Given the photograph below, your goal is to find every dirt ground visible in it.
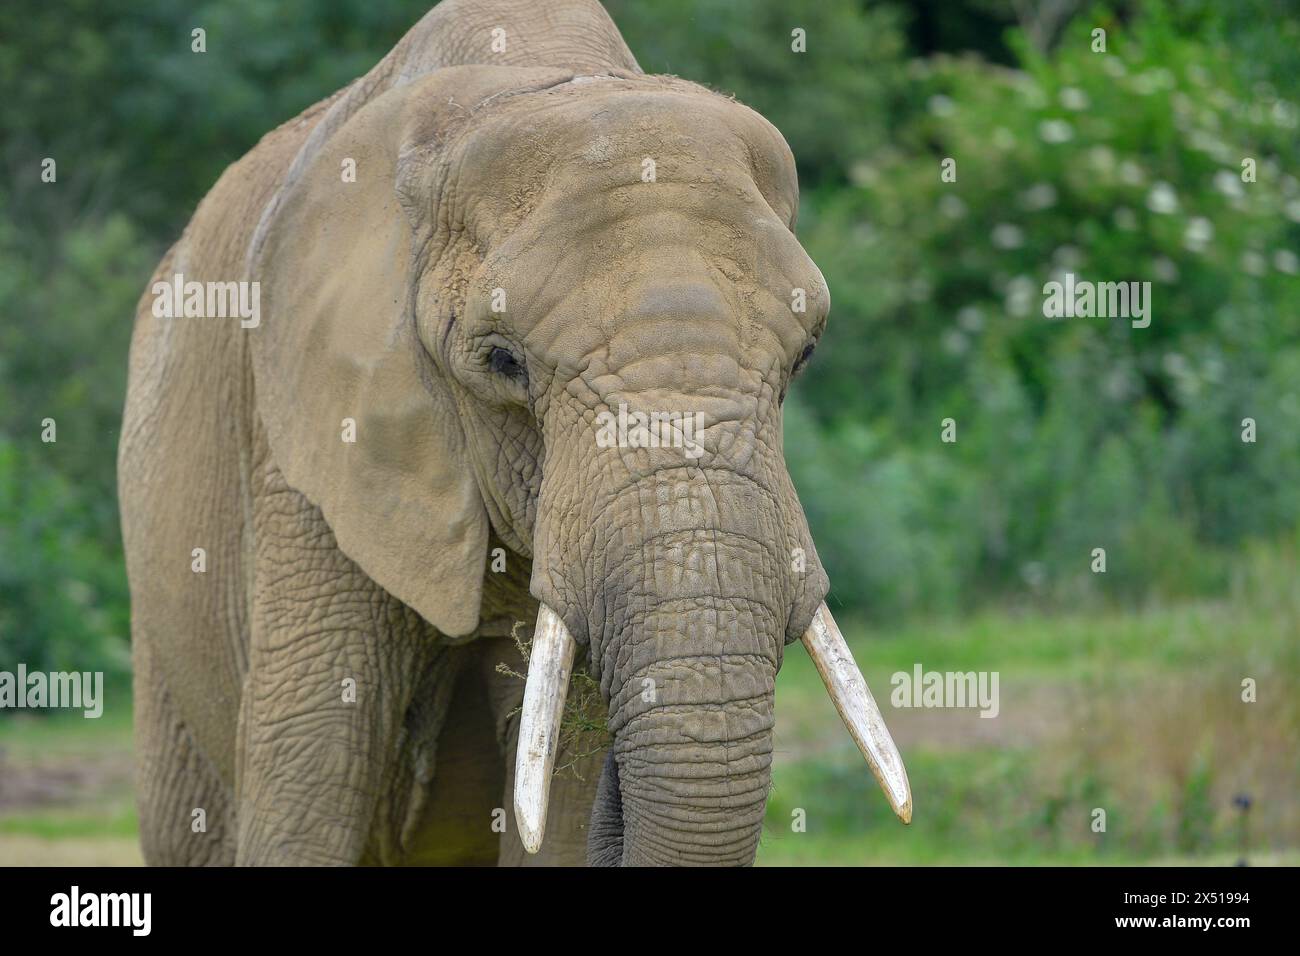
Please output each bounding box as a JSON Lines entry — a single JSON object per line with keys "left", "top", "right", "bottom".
{"left": 0, "top": 834, "right": 142, "bottom": 866}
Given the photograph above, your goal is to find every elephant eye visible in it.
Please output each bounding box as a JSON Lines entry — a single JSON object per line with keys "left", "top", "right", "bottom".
{"left": 488, "top": 346, "right": 526, "bottom": 381}
{"left": 780, "top": 342, "right": 817, "bottom": 405}
{"left": 792, "top": 342, "right": 816, "bottom": 376}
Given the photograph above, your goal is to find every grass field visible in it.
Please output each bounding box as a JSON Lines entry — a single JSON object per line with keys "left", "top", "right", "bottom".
{"left": 0, "top": 705, "right": 140, "bottom": 865}
{"left": 758, "top": 549, "right": 1300, "bottom": 865}
{"left": 2, "top": 550, "right": 1296, "bottom": 866}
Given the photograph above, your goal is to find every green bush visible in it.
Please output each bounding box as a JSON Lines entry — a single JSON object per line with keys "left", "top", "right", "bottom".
{"left": 0, "top": 207, "right": 148, "bottom": 690}
{"left": 0, "top": 438, "right": 131, "bottom": 688}
{"left": 605, "top": 0, "right": 911, "bottom": 186}
{"left": 792, "top": 0, "right": 1300, "bottom": 616}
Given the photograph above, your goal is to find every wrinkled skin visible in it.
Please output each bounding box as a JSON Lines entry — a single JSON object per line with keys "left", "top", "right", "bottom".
{"left": 120, "top": 0, "right": 829, "bottom": 866}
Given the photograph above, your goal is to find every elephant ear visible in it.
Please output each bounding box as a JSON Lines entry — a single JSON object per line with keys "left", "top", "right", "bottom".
{"left": 247, "top": 73, "right": 515, "bottom": 637}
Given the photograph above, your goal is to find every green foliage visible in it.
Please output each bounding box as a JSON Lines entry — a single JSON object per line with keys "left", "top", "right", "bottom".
{"left": 0, "top": 437, "right": 131, "bottom": 688}
{"left": 0, "top": 208, "right": 152, "bottom": 510}
{"left": 0, "top": 0, "right": 415, "bottom": 233}
{"left": 605, "top": 0, "right": 911, "bottom": 186}
{"left": 1176, "top": 751, "right": 1216, "bottom": 854}
{"left": 792, "top": 0, "right": 1300, "bottom": 616}
{"left": 0, "top": 195, "right": 150, "bottom": 684}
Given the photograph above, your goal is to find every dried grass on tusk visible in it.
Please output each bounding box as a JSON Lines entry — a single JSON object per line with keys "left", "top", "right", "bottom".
{"left": 802, "top": 602, "right": 913, "bottom": 824}
{"left": 513, "top": 604, "right": 576, "bottom": 853}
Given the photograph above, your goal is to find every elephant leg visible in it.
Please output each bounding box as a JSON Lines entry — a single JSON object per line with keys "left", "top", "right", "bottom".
{"left": 134, "top": 633, "right": 236, "bottom": 865}
{"left": 480, "top": 638, "right": 608, "bottom": 866}
{"left": 235, "top": 464, "right": 437, "bottom": 865}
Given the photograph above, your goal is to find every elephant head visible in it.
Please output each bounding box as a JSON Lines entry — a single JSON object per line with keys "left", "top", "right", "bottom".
{"left": 249, "top": 54, "right": 909, "bottom": 865}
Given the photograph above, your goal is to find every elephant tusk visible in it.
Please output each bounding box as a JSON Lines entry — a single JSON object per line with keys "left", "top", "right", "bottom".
{"left": 802, "top": 602, "right": 913, "bottom": 824}
{"left": 513, "top": 603, "right": 577, "bottom": 854}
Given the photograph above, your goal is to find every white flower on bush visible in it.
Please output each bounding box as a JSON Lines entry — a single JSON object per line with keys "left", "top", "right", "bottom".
{"left": 1119, "top": 160, "right": 1145, "bottom": 185}
{"left": 991, "top": 223, "right": 1024, "bottom": 249}
{"left": 939, "top": 194, "right": 967, "bottom": 219}
{"left": 942, "top": 328, "right": 968, "bottom": 356}
{"left": 1183, "top": 217, "right": 1214, "bottom": 253}
{"left": 1213, "top": 169, "right": 1245, "bottom": 199}
{"left": 1153, "top": 257, "right": 1179, "bottom": 282}
{"left": 1019, "top": 183, "right": 1057, "bottom": 211}
{"left": 1285, "top": 198, "right": 1300, "bottom": 223}
{"left": 1088, "top": 145, "right": 1116, "bottom": 172}
{"left": 1132, "top": 68, "right": 1173, "bottom": 95}
{"left": 957, "top": 305, "right": 983, "bottom": 332}
{"left": 1104, "top": 365, "right": 1137, "bottom": 401}
{"left": 1017, "top": 82, "right": 1048, "bottom": 109}
{"left": 1240, "top": 250, "right": 1267, "bottom": 276}
{"left": 1163, "top": 353, "right": 1202, "bottom": 399}
{"left": 1274, "top": 249, "right": 1299, "bottom": 274}
{"left": 1113, "top": 207, "right": 1138, "bottom": 231}
{"left": 1038, "top": 119, "right": 1073, "bottom": 143}
{"left": 1005, "top": 275, "right": 1036, "bottom": 316}
{"left": 928, "top": 94, "right": 955, "bottom": 117}
{"left": 1060, "top": 87, "right": 1090, "bottom": 110}
{"left": 1052, "top": 245, "right": 1083, "bottom": 270}
{"left": 1146, "top": 181, "right": 1179, "bottom": 214}
{"left": 1188, "top": 130, "right": 1233, "bottom": 163}
{"left": 849, "top": 162, "right": 879, "bottom": 187}
{"left": 1162, "top": 351, "right": 1191, "bottom": 378}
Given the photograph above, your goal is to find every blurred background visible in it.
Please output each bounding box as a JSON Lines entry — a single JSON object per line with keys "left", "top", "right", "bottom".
{"left": 0, "top": 0, "right": 1296, "bottom": 865}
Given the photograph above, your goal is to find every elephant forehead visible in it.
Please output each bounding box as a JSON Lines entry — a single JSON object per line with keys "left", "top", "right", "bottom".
{"left": 457, "top": 82, "right": 800, "bottom": 235}
{"left": 455, "top": 80, "right": 823, "bottom": 374}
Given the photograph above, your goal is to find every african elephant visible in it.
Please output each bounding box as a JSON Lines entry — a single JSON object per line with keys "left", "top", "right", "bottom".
{"left": 118, "top": 0, "right": 910, "bottom": 867}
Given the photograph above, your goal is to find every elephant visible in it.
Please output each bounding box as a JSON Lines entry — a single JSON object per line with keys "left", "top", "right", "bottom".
{"left": 118, "top": 0, "right": 910, "bottom": 867}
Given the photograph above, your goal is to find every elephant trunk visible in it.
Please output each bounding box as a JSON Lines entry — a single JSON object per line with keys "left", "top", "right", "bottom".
{"left": 604, "top": 591, "right": 781, "bottom": 866}
{"left": 597, "top": 510, "right": 786, "bottom": 864}
{"left": 534, "top": 453, "right": 792, "bottom": 865}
